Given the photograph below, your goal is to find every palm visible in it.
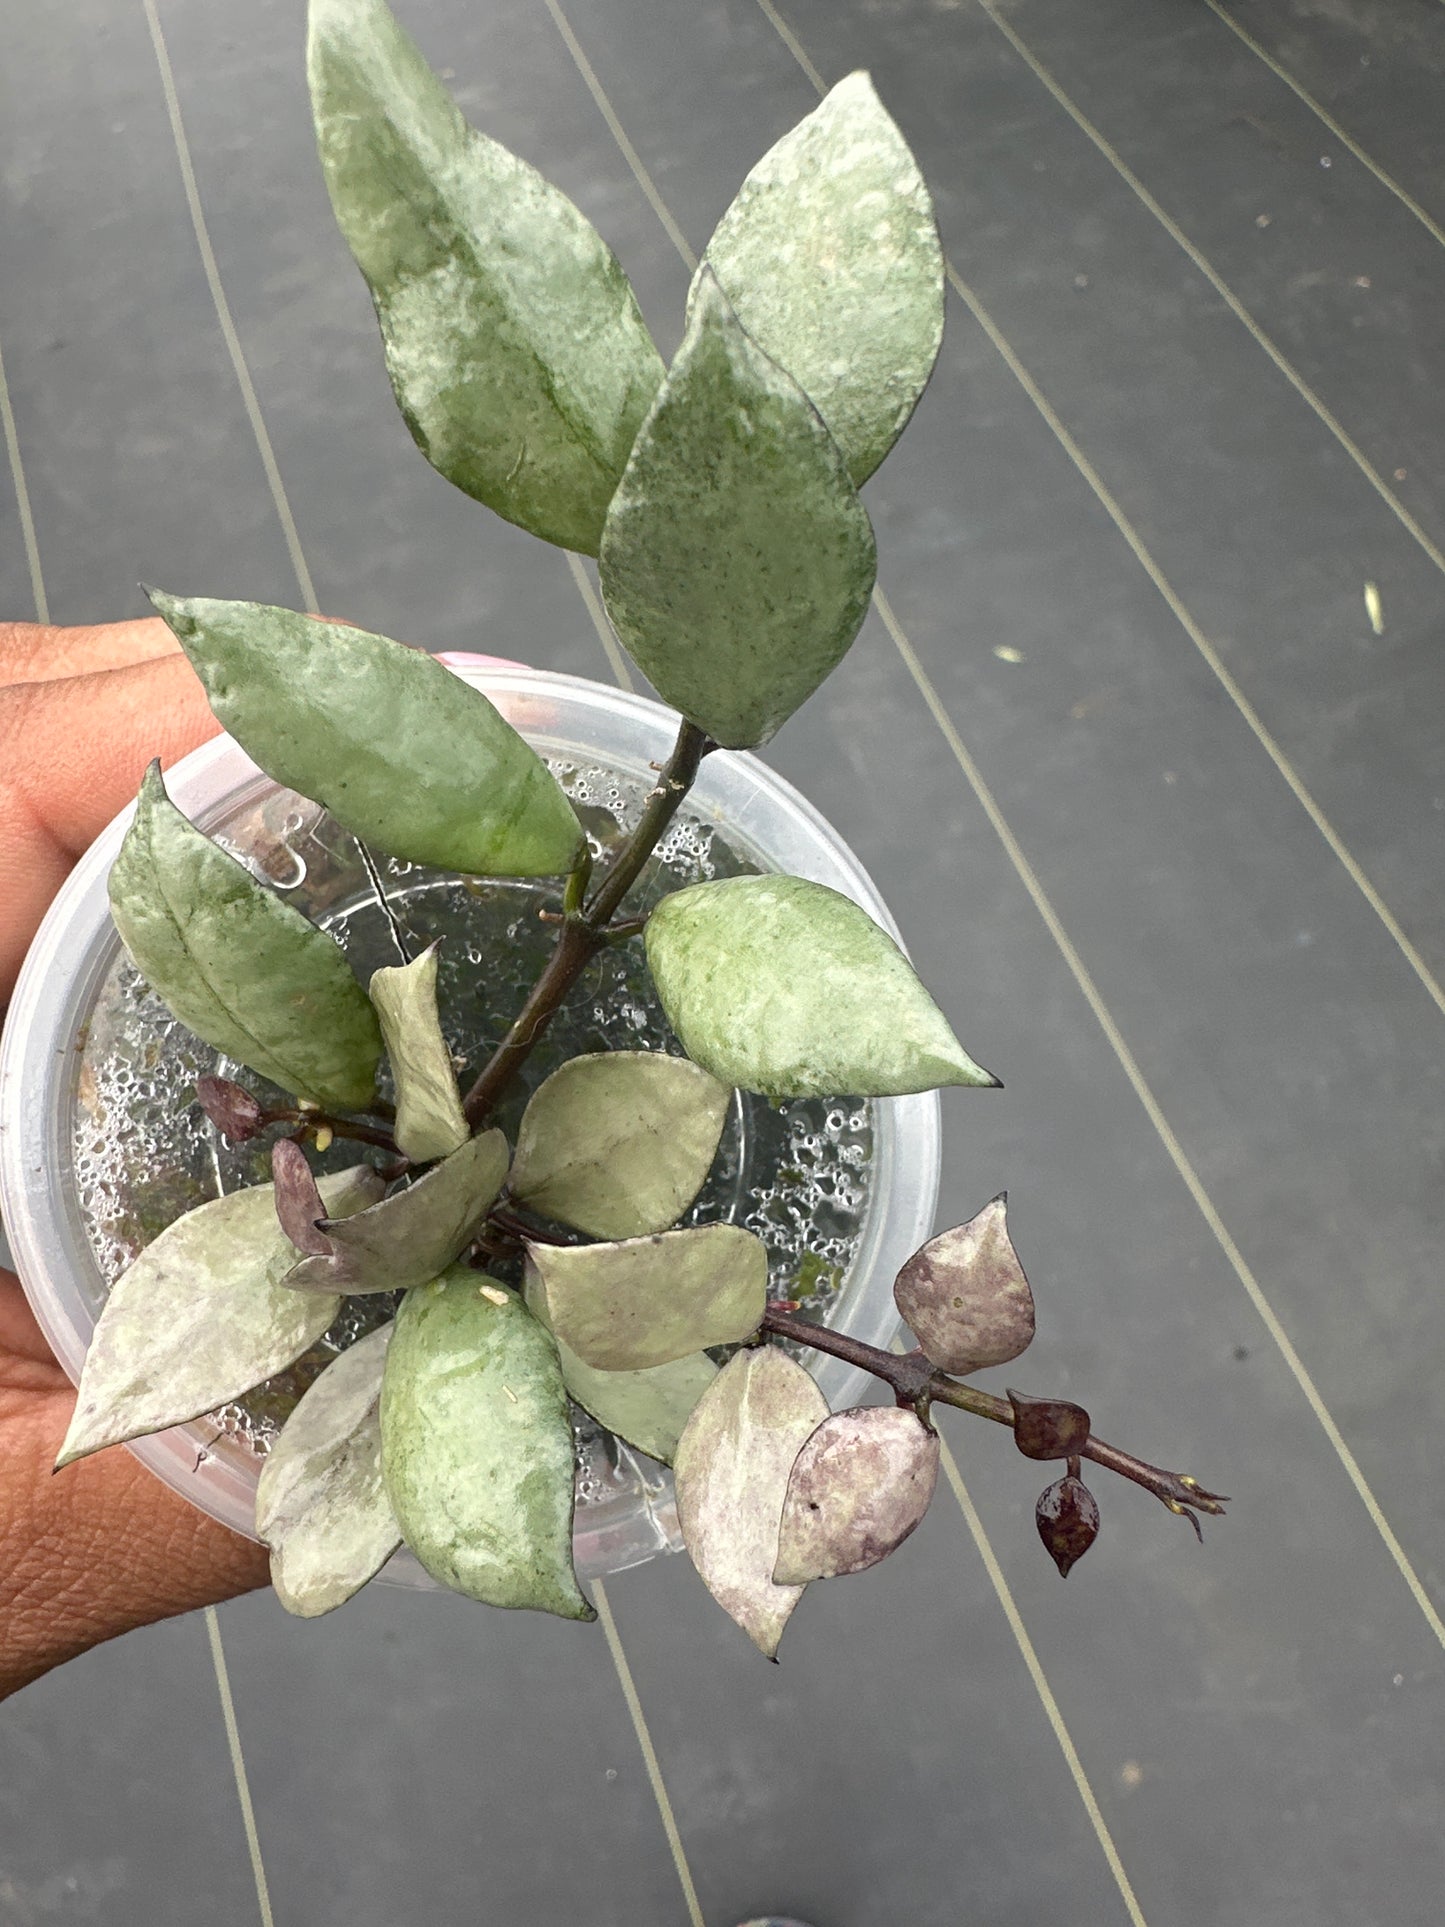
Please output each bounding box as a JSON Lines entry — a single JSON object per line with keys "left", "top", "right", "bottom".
{"left": 0, "top": 625, "right": 270, "bottom": 1699}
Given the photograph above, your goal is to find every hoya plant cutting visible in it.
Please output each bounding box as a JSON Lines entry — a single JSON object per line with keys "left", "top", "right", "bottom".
{"left": 50, "top": 0, "right": 1225, "bottom": 1653}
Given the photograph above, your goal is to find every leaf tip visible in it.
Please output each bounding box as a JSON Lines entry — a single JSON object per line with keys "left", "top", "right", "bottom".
{"left": 143, "top": 584, "right": 191, "bottom": 633}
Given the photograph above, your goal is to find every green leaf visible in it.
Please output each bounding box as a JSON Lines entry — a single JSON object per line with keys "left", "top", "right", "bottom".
{"left": 380, "top": 1270, "right": 592, "bottom": 1617}
{"left": 773, "top": 1406, "right": 939, "bottom": 1584}
{"left": 150, "top": 593, "right": 583, "bottom": 878}
{"left": 108, "top": 763, "right": 382, "bottom": 1110}
{"left": 369, "top": 945, "right": 469, "bottom": 1163}
{"left": 673, "top": 1346, "right": 828, "bottom": 1657}
{"left": 255, "top": 1324, "right": 402, "bottom": 1617}
{"left": 523, "top": 1266, "right": 715, "bottom": 1465}
{"left": 893, "top": 1194, "right": 1034, "bottom": 1374}
{"left": 509, "top": 1050, "right": 731, "bottom": 1239}
{"left": 598, "top": 272, "right": 877, "bottom": 749}
{"left": 308, "top": 0, "right": 663, "bottom": 554}
{"left": 645, "top": 875, "right": 1000, "bottom": 1098}
{"left": 562, "top": 1345, "right": 717, "bottom": 1468}
{"left": 694, "top": 72, "right": 943, "bottom": 486}
{"left": 55, "top": 1167, "right": 384, "bottom": 1469}
{"left": 284, "top": 1129, "right": 509, "bottom": 1296}
{"left": 524, "top": 1224, "right": 767, "bottom": 1371}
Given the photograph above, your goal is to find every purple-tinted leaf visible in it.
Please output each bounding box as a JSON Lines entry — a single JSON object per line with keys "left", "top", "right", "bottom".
{"left": 1008, "top": 1389, "right": 1091, "bottom": 1462}
{"left": 272, "top": 1139, "right": 333, "bottom": 1255}
{"left": 284, "top": 1130, "right": 509, "bottom": 1296}
{"left": 1036, "top": 1476, "right": 1100, "bottom": 1577}
{"left": 893, "top": 1194, "right": 1033, "bottom": 1374}
{"left": 774, "top": 1406, "right": 939, "bottom": 1584}
{"left": 196, "top": 1075, "right": 265, "bottom": 1143}
{"left": 673, "top": 1347, "right": 828, "bottom": 1657}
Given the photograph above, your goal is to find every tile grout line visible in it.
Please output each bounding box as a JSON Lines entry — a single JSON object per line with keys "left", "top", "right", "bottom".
{"left": 884, "top": 1337, "right": 1146, "bottom": 1923}
{"left": 936, "top": 1435, "right": 1148, "bottom": 1927}
{"left": 964, "top": 0, "right": 1445, "bottom": 579}
{"left": 141, "top": 7, "right": 304, "bottom": 1916}
{"left": 538, "top": 4, "right": 1162, "bottom": 1914}
{"left": 0, "top": 327, "right": 50, "bottom": 623}
{"left": 205, "top": 1607, "right": 277, "bottom": 1927}
{"left": 146, "top": 6, "right": 689, "bottom": 1910}
{"left": 560, "top": 551, "right": 714, "bottom": 1919}
{"left": 539, "top": 0, "right": 698, "bottom": 272}
{"left": 872, "top": 580, "right": 1445, "bottom": 1655}
{"left": 6, "top": 264, "right": 281, "bottom": 1927}
{"left": 142, "top": 0, "right": 318, "bottom": 615}
{"left": 565, "top": 551, "right": 635, "bottom": 690}
{"left": 1203, "top": 0, "right": 1445, "bottom": 252}
{"left": 753, "top": 0, "right": 1445, "bottom": 1029}
{"left": 594, "top": 1580, "right": 708, "bottom": 1927}
{"left": 933, "top": 255, "right": 1445, "bottom": 1027}
{"left": 752, "top": 0, "right": 1445, "bottom": 1642}
{"left": 134, "top": 23, "right": 1444, "bottom": 1927}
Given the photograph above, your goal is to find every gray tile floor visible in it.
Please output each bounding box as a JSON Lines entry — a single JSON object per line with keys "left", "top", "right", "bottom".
{"left": 2, "top": 0, "right": 1444, "bottom": 1920}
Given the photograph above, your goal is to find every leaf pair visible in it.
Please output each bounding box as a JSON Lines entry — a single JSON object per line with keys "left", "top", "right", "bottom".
{"left": 259, "top": 1272, "right": 593, "bottom": 1621}
{"left": 521, "top": 1221, "right": 760, "bottom": 1469}
{"left": 282, "top": 1130, "right": 509, "bottom": 1297}
{"left": 310, "top": 0, "right": 944, "bottom": 748}
{"left": 109, "top": 653, "right": 582, "bottom": 1112}
{"left": 55, "top": 1165, "right": 385, "bottom": 1470}
{"left": 673, "top": 1349, "right": 939, "bottom": 1656}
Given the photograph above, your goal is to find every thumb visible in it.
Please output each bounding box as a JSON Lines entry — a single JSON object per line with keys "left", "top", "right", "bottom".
{"left": 0, "top": 653, "right": 220, "bottom": 1002}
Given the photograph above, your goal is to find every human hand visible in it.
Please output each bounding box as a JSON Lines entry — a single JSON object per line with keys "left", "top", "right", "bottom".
{"left": 0, "top": 619, "right": 267, "bottom": 1700}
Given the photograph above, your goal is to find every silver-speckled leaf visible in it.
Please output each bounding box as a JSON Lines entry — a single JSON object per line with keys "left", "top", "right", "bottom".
{"left": 774, "top": 1405, "right": 939, "bottom": 1584}
{"left": 55, "top": 1166, "right": 384, "bottom": 1469}
{"left": 284, "top": 1129, "right": 509, "bottom": 1296}
{"left": 673, "top": 1346, "right": 828, "bottom": 1657}
{"left": 369, "top": 945, "right": 468, "bottom": 1163}
{"left": 894, "top": 1194, "right": 1033, "bottom": 1374}
{"left": 526, "top": 1224, "right": 766, "bottom": 1371}
{"left": 308, "top": 0, "right": 663, "bottom": 554}
{"left": 523, "top": 1263, "right": 716, "bottom": 1465}
{"left": 255, "top": 1323, "right": 401, "bottom": 1617}
{"left": 645, "top": 874, "right": 998, "bottom": 1098}
{"left": 380, "top": 1270, "right": 592, "bottom": 1617}
{"left": 695, "top": 71, "right": 943, "bottom": 485}
{"left": 509, "top": 1050, "right": 731, "bottom": 1238}
{"left": 151, "top": 593, "right": 583, "bottom": 878}
{"left": 598, "top": 272, "right": 877, "bottom": 749}
{"left": 109, "top": 762, "right": 382, "bottom": 1111}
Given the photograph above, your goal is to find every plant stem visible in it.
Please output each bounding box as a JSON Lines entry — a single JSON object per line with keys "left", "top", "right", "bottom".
{"left": 759, "top": 1306, "right": 1228, "bottom": 1531}
{"left": 266, "top": 1107, "right": 399, "bottom": 1155}
{"left": 460, "top": 718, "right": 713, "bottom": 1126}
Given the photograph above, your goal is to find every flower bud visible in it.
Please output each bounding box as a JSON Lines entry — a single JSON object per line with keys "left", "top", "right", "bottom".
{"left": 1036, "top": 1475, "right": 1100, "bottom": 1577}
{"left": 195, "top": 1075, "right": 265, "bottom": 1143}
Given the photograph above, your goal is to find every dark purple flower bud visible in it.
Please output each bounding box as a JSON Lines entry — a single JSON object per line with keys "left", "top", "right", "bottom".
{"left": 1036, "top": 1475, "right": 1100, "bottom": 1578}
{"left": 1008, "top": 1388, "right": 1091, "bottom": 1461}
{"left": 195, "top": 1075, "right": 265, "bottom": 1143}
{"left": 271, "top": 1139, "right": 332, "bottom": 1255}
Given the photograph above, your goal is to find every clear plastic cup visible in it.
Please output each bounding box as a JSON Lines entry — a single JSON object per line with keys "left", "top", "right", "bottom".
{"left": 0, "top": 666, "right": 939, "bottom": 1579}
